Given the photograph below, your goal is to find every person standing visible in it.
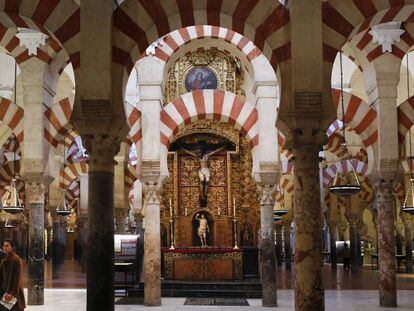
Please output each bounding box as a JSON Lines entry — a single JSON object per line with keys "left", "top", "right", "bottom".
{"left": 0, "top": 239, "right": 25, "bottom": 310}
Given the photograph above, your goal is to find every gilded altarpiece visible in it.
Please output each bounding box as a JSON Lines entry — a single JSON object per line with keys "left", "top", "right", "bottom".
{"left": 161, "top": 121, "right": 260, "bottom": 248}
{"left": 164, "top": 48, "right": 245, "bottom": 103}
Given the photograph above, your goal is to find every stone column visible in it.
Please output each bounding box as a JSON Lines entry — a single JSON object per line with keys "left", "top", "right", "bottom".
{"left": 142, "top": 174, "right": 162, "bottom": 306}
{"left": 374, "top": 179, "right": 397, "bottom": 307}
{"left": 79, "top": 174, "right": 88, "bottom": 272}
{"left": 292, "top": 144, "right": 324, "bottom": 311}
{"left": 83, "top": 136, "right": 119, "bottom": 311}
{"left": 347, "top": 216, "right": 360, "bottom": 273}
{"left": 257, "top": 184, "right": 278, "bottom": 307}
{"left": 404, "top": 221, "right": 413, "bottom": 273}
{"left": 275, "top": 222, "right": 283, "bottom": 267}
{"left": 329, "top": 223, "right": 337, "bottom": 269}
{"left": 26, "top": 181, "right": 46, "bottom": 305}
{"left": 51, "top": 215, "right": 66, "bottom": 279}
{"left": 115, "top": 209, "right": 127, "bottom": 234}
{"left": 284, "top": 220, "right": 292, "bottom": 270}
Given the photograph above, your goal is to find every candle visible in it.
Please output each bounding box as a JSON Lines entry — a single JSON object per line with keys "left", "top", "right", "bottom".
{"left": 169, "top": 198, "right": 173, "bottom": 217}
{"left": 233, "top": 197, "right": 236, "bottom": 216}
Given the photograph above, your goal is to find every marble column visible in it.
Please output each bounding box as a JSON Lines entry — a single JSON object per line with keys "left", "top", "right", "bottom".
{"left": 27, "top": 181, "right": 46, "bottom": 305}
{"left": 258, "top": 184, "right": 277, "bottom": 307}
{"left": 142, "top": 181, "right": 161, "bottom": 306}
{"left": 275, "top": 223, "right": 283, "bottom": 267}
{"left": 293, "top": 144, "right": 324, "bottom": 311}
{"left": 348, "top": 218, "right": 360, "bottom": 273}
{"left": 404, "top": 223, "right": 413, "bottom": 273}
{"left": 329, "top": 224, "right": 337, "bottom": 270}
{"left": 284, "top": 222, "right": 292, "bottom": 270}
{"left": 51, "top": 218, "right": 66, "bottom": 279}
{"left": 375, "top": 179, "right": 397, "bottom": 307}
{"left": 115, "top": 209, "right": 127, "bottom": 234}
{"left": 86, "top": 146, "right": 117, "bottom": 311}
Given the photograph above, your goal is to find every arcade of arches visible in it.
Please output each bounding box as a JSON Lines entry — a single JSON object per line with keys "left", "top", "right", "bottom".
{"left": 0, "top": 1, "right": 413, "bottom": 311}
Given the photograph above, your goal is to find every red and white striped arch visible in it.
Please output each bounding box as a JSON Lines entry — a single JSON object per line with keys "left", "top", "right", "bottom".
{"left": 65, "top": 179, "right": 80, "bottom": 208}
{"left": 113, "top": 0, "right": 290, "bottom": 74}
{"left": 0, "top": 97, "right": 23, "bottom": 145}
{"left": 125, "top": 104, "right": 142, "bottom": 145}
{"left": 148, "top": 26, "right": 264, "bottom": 68}
{"left": 322, "top": 2, "right": 414, "bottom": 64}
{"left": 397, "top": 95, "right": 414, "bottom": 143}
{"left": 322, "top": 159, "right": 368, "bottom": 186}
{"left": 0, "top": 1, "right": 80, "bottom": 69}
{"left": 44, "top": 96, "right": 73, "bottom": 147}
{"left": 59, "top": 161, "right": 87, "bottom": 190}
{"left": 160, "top": 90, "right": 258, "bottom": 149}
{"left": 332, "top": 89, "right": 377, "bottom": 148}
{"left": 125, "top": 164, "right": 137, "bottom": 192}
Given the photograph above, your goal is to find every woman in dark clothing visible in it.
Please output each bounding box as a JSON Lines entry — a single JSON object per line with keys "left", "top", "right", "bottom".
{"left": 0, "top": 239, "right": 25, "bottom": 311}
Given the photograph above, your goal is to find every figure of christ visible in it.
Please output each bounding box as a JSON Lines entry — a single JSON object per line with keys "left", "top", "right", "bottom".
{"left": 180, "top": 145, "right": 225, "bottom": 200}
{"left": 195, "top": 213, "right": 210, "bottom": 247}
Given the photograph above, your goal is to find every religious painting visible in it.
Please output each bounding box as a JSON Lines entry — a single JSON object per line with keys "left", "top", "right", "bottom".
{"left": 185, "top": 67, "right": 218, "bottom": 92}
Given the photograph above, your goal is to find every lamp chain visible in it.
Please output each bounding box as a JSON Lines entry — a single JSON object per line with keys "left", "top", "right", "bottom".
{"left": 340, "top": 50, "right": 346, "bottom": 144}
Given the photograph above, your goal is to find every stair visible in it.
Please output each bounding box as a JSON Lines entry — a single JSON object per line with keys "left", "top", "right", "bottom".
{"left": 127, "top": 279, "right": 262, "bottom": 298}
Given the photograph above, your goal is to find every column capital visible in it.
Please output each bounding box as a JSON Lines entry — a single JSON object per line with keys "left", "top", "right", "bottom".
{"left": 142, "top": 181, "right": 161, "bottom": 206}
{"left": 83, "top": 134, "right": 121, "bottom": 172}
{"left": 257, "top": 184, "right": 277, "bottom": 206}
{"left": 26, "top": 181, "right": 46, "bottom": 205}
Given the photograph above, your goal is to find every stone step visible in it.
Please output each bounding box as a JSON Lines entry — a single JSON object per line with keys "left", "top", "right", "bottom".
{"left": 127, "top": 280, "right": 262, "bottom": 298}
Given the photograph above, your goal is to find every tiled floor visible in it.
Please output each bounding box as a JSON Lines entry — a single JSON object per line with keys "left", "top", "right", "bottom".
{"left": 24, "top": 260, "right": 414, "bottom": 290}
{"left": 24, "top": 289, "right": 414, "bottom": 310}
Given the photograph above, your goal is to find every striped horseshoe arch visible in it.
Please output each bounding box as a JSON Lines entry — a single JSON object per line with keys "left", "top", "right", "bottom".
{"left": 0, "top": 97, "right": 24, "bottom": 145}
{"left": 59, "top": 161, "right": 88, "bottom": 190}
{"left": 397, "top": 96, "right": 414, "bottom": 144}
{"left": 322, "top": 159, "right": 368, "bottom": 187}
{"left": 160, "top": 90, "right": 258, "bottom": 149}
{"left": 332, "top": 89, "right": 377, "bottom": 148}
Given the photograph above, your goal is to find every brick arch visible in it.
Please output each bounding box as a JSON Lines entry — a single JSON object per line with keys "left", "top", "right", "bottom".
{"left": 147, "top": 26, "right": 264, "bottom": 68}
{"left": 331, "top": 89, "right": 377, "bottom": 148}
{"left": 160, "top": 90, "right": 258, "bottom": 149}
{"left": 397, "top": 95, "right": 414, "bottom": 143}
{"left": 125, "top": 104, "right": 142, "bottom": 145}
{"left": 59, "top": 161, "right": 87, "bottom": 190}
{"left": 322, "top": 159, "right": 368, "bottom": 187}
{"left": 44, "top": 97, "right": 73, "bottom": 147}
{"left": 0, "top": 1, "right": 80, "bottom": 69}
{"left": 322, "top": 3, "right": 414, "bottom": 64}
{"left": 0, "top": 96, "right": 24, "bottom": 145}
{"left": 113, "top": 1, "right": 290, "bottom": 74}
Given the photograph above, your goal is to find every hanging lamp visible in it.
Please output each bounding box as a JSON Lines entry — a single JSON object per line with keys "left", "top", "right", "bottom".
{"left": 402, "top": 53, "right": 414, "bottom": 215}
{"left": 329, "top": 50, "right": 361, "bottom": 196}
{"left": 4, "top": 218, "right": 13, "bottom": 229}
{"left": 3, "top": 62, "right": 24, "bottom": 215}
{"left": 56, "top": 140, "right": 71, "bottom": 216}
{"left": 274, "top": 186, "right": 288, "bottom": 217}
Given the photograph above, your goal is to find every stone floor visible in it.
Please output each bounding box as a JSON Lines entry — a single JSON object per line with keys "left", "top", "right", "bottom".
{"left": 24, "top": 289, "right": 414, "bottom": 310}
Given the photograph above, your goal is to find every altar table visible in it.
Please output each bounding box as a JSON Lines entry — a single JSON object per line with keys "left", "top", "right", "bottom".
{"left": 162, "top": 247, "right": 243, "bottom": 280}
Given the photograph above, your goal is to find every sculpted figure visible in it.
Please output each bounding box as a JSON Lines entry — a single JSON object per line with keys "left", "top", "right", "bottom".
{"left": 195, "top": 213, "right": 209, "bottom": 247}
{"left": 181, "top": 146, "right": 225, "bottom": 200}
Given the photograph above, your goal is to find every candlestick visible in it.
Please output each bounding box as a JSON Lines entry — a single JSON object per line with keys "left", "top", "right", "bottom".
{"left": 233, "top": 197, "right": 236, "bottom": 217}
{"left": 218, "top": 207, "right": 221, "bottom": 216}
{"left": 169, "top": 198, "right": 173, "bottom": 217}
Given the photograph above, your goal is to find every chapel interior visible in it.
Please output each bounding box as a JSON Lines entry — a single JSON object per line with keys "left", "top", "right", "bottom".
{"left": 0, "top": 1, "right": 413, "bottom": 311}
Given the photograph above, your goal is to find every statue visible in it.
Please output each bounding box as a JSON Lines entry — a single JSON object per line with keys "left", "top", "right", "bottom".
{"left": 66, "top": 208, "right": 77, "bottom": 233}
{"left": 181, "top": 145, "right": 225, "bottom": 203}
{"left": 195, "top": 213, "right": 210, "bottom": 247}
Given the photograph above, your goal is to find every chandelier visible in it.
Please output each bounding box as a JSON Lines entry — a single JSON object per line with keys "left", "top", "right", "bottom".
{"left": 403, "top": 53, "right": 414, "bottom": 215}
{"left": 329, "top": 50, "right": 361, "bottom": 197}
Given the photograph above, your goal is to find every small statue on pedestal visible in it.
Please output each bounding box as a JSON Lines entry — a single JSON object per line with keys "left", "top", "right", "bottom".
{"left": 195, "top": 213, "right": 210, "bottom": 247}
